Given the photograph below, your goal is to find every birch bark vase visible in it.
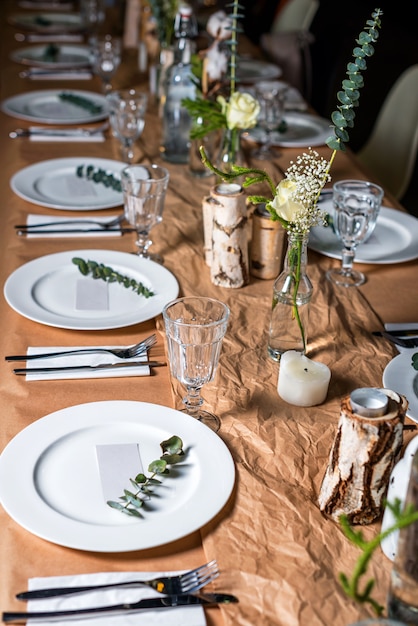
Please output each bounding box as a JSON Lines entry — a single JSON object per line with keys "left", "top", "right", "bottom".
{"left": 209, "top": 183, "right": 249, "bottom": 288}
{"left": 318, "top": 388, "right": 408, "bottom": 525}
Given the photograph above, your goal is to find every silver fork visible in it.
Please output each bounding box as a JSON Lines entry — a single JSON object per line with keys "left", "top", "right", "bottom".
{"left": 16, "top": 560, "right": 219, "bottom": 600}
{"left": 9, "top": 122, "right": 109, "bottom": 139}
{"left": 15, "top": 214, "right": 125, "bottom": 231}
{"left": 5, "top": 334, "right": 157, "bottom": 362}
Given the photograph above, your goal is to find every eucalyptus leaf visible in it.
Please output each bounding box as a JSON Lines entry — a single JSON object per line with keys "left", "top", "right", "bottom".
{"left": 72, "top": 258, "right": 154, "bottom": 298}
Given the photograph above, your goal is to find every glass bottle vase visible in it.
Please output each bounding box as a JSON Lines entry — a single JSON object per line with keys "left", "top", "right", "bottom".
{"left": 216, "top": 126, "right": 245, "bottom": 173}
{"left": 267, "top": 231, "right": 313, "bottom": 361}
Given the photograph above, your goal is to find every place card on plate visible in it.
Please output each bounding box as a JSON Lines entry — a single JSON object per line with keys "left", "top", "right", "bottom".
{"left": 96, "top": 443, "right": 143, "bottom": 502}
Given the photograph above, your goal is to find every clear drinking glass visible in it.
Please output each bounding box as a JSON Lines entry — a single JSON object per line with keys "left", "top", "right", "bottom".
{"left": 162, "top": 296, "right": 230, "bottom": 432}
{"left": 121, "top": 164, "right": 169, "bottom": 262}
{"left": 107, "top": 89, "right": 148, "bottom": 163}
{"left": 326, "top": 180, "right": 384, "bottom": 287}
{"left": 91, "top": 35, "right": 121, "bottom": 93}
{"left": 252, "top": 80, "right": 288, "bottom": 160}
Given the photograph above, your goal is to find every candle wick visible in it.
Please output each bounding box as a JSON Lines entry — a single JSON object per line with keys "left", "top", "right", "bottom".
{"left": 304, "top": 368, "right": 308, "bottom": 372}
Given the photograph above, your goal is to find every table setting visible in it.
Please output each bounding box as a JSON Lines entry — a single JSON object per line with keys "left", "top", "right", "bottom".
{"left": 0, "top": 0, "right": 418, "bottom": 625}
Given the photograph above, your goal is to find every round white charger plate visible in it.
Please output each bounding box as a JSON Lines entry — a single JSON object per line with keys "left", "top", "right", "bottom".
{"left": 4, "top": 249, "right": 179, "bottom": 330}
{"left": 0, "top": 400, "right": 235, "bottom": 552}
{"left": 10, "top": 44, "right": 91, "bottom": 68}
{"left": 11, "top": 157, "right": 123, "bottom": 210}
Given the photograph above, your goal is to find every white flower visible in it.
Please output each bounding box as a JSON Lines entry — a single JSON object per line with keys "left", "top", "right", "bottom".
{"left": 217, "top": 91, "right": 260, "bottom": 130}
{"left": 206, "top": 10, "right": 233, "bottom": 41}
{"left": 269, "top": 180, "right": 304, "bottom": 224}
{"left": 205, "top": 43, "right": 228, "bottom": 82}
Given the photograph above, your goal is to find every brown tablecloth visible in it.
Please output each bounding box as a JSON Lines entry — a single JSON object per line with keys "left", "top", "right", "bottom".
{"left": 1, "top": 4, "right": 418, "bottom": 625}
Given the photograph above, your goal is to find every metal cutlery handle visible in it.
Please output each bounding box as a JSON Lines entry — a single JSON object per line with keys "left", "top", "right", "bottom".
{"left": 13, "top": 361, "right": 166, "bottom": 375}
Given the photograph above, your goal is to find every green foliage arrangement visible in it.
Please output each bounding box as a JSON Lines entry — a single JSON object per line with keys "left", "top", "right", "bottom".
{"left": 76, "top": 164, "right": 122, "bottom": 192}
{"left": 339, "top": 499, "right": 418, "bottom": 615}
{"left": 148, "top": 0, "right": 179, "bottom": 49}
{"left": 107, "top": 436, "right": 185, "bottom": 517}
{"left": 58, "top": 92, "right": 103, "bottom": 114}
{"left": 72, "top": 258, "right": 155, "bottom": 298}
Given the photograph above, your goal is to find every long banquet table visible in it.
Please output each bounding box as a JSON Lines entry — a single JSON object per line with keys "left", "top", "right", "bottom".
{"left": 1, "top": 3, "right": 418, "bottom": 625}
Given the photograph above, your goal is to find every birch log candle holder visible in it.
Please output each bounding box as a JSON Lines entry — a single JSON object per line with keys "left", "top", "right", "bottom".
{"left": 204, "top": 183, "right": 250, "bottom": 288}
{"left": 250, "top": 203, "right": 286, "bottom": 280}
{"left": 318, "top": 388, "right": 408, "bottom": 525}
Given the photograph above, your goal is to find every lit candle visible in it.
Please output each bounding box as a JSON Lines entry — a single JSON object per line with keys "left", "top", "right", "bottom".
{"left": 278, "top": 350, "right": 331, "bottom": 407}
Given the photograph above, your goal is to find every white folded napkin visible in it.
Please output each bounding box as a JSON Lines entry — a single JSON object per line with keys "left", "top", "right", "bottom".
{"left": 385, "top": 322, "right": 418, "bottom": 353}
{"left": 28, "top": 128, "right": 105, "bottom": 142}
{"left": 27, "top": 571, "right": 206, "bottom": 626}
{"left": 25, "top": 69, "right": 93, "bottom": 81}
{"left": 24, "top": 346, "right": 151, "bottom": 380}
{"left": 25, "top": 215, "right": 121, "bottom": 237}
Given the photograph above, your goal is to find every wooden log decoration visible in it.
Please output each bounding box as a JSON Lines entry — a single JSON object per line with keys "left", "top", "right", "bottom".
{"left": 202, "top": 194, "right": 217, "bottom": 266}
{"left": 318, "top": 388, "right": 408, "bottom": 525}
{"left": 210, "top": 183, "right": 249, "bottom": 288}
{"left": 250, "top": 204, "right": 286, "bottom": 280}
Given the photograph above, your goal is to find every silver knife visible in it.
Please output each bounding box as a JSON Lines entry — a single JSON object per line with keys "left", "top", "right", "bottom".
{"left": 13, "top": 361, "right": 166, "bottom": 375}
{"left": 2, "top": 593, "right": 238, "bottom": 622}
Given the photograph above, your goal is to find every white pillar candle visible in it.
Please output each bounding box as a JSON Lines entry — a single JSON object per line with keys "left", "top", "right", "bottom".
{"left": 278, "top": 350, "right": 331, "bottom": 407}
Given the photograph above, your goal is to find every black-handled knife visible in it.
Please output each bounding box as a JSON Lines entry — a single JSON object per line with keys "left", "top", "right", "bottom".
{"left": 2, "top": 593, "right": 238, "bottom": 622}
{"left": 13, "top": 361, "right": 166, "bottom": 375}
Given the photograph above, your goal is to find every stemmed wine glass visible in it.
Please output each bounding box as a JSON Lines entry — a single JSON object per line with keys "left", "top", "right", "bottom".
{"left": 121, "top": 163, "right": 169, "bottom": 262}
{"left": 326, "top": 179, "right": 384, "bottom": 287}
{"left": 252, "top": 80, "right": 288, "bottom": 159}
{"left": 90, "top": 35, "right": 121, "bottom": 93}
{"left": 162, "top": 296, "right": 230, "bottom": 432}
{"left": 106, "top": 89, "right": 148, "bottom": 163}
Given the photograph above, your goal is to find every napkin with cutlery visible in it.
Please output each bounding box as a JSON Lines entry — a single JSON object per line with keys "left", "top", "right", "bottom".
{"left": 27, "top": 127, "right": 105, "bottom": 142}
{"left": 22, "top": 215, "right": 122, "bottom": 237}
{"left": 21, "top": 68, "right": 93, "bottom": 81}
{"left": 22, "top": 347, "right": 151, "bottom": 380}
{"left": 26, "top": 571, "right": 206, "bottom": 625}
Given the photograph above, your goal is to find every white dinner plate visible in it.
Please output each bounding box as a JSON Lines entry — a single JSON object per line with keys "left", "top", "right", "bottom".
{"left": 309, "top": 205, "right": 418, "bottom": 264}
{"left": 383, "top": 352, "right": 418, "bottom": 423}
{"left": 245, "top": 112, "right": 331, "bottom": 147}
{"left": 236, "top": 59, "right": 282, "bottom": 83}
{"left": 1, "top": 89, "right": 107, "bottom": 124}
{"left": 0, "top": 400, "right": 235, "bottom": 551}
{"left": 4, "top": 249, "right": 179, "bottom": 330}
{"left": 8, "top": 12, "right": 83, "bottom": 32}
{"left": 381, "top": 435, "right": 418, "bottom": 560}
{"left": 11, "top": 157, "right": 123, "bottom": 210}
{"left": 10, "top": 44, "right": 90, "bottom": 68}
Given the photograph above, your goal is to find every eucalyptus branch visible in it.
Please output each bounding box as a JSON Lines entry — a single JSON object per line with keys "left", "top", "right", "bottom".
{"left": 58, "top": 92, "right": 103, "bottom": 115}
{"left": 76, "top": 164, "right": 122, "bottom": 192}
{"left": 107, "top": 436, "right": 185, "bottom": 518}
{"left": 339, "top": 499, "right": 418, "bottom": 615}
{"left": 326, "top": 8, "right": 383, "bottom": 152}
{"left": 72, "top": 257, "right": 155, "bottom": 298}
{"left": 225, "top": 0, "right": 244, "bottom": 95}
{"left": 412, "top": 353, "right": 418, "bottom": 370}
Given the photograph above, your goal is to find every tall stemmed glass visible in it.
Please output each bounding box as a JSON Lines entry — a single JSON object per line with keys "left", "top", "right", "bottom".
{"left": 163, "top": 297, "right": 230, "bottom": 432}
{"left": 121, "top": 164, "right": 169, "bottom": 262}
{"left": 326, "top": 180, "right": 384, "bottom": 287}
{"left": 91, "top": 35, "right": 121, "bottom": 93}
{"left": 107, "top": 89, "right": 148, "bottom": 163}
{"left": 252, "top": 80, "right": 288, "bottom": 159}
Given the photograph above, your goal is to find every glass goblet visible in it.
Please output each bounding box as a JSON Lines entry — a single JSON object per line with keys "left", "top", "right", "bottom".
{"left": 326, "top": 180, "right": 384, "bottom": 287}
{"left": 162, "top": 296, "right": 230, "bottom": 432}
{"left": 121, "top": 163, "right": 169, "bottom": 262}
{"left": 252, "top": 80, "right": 288, "bottom": 160}
{"left": 91, "top": 35, "right": 121, "bottom": 93}
{"left": 107, "top": 89, "right": 148, "bottom": 164}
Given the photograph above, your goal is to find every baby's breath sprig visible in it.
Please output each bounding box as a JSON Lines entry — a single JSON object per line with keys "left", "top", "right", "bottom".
{"left": 76, "top": 165, "right": 122, "bottom": 192}
{"left": 72, "top": 257, "right": 155, "bottom": 298}
{"left": 107, "top": 436, "right": 185, "bottom": 518}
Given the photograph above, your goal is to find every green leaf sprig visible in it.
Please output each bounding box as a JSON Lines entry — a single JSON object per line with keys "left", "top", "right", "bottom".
{"left": 72, "top": 258, "right": 155, "bottom": 298}
{"left": 42, "top": 43, "right": 60, "bottom": 62}
{"left": 339, "top": 498, "right": 418, "bottom": 616}
{"left": 326, "top": 8, "right": 383, "bottom": 152}
{"left": 59, "top": 92, "right": 103, "bottom": 115}
{"left": 76, "top": 164, "right": 122, "bottom": 192}
{"left": 107, "top": 436, "right": 185, "bottom": 517}
{"left": 412, "top": 353, "right": 418, "bottom": 370}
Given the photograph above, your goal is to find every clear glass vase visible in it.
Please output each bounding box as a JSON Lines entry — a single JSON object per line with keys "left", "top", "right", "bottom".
{"left": 267, "top": 231, "right": 313, "bottom": 361}
{"left": 216, "top": 126, "right": 245, "bottom": 173}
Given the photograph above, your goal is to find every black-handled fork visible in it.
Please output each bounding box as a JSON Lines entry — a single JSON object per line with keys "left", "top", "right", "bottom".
{"left": 372, "top": 330, "right": 418, "bottom": 348}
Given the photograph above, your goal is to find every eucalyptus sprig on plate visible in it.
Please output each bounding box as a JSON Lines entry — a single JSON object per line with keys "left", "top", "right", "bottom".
{"left": 58, "top": 92, "right": 103, "bottom": 114}
{"left": 107, "top": 436, "right": 185, "bottom": 517}
{"left": 76, "top": 164, "right": 122, "bottom": 191}
{"left": 72, "top": 258, "right": 155, "bottom": 298}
